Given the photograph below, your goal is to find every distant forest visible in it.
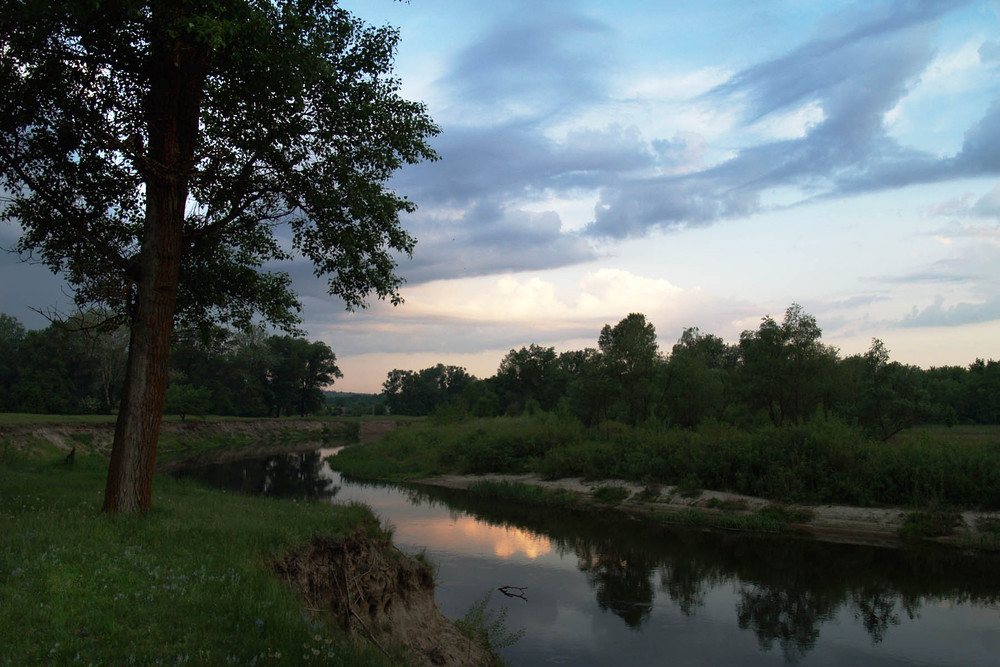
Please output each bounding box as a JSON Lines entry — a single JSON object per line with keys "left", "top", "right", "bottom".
{"left": 3, "top": 304, "right": 998, "bottom": 435}
{"left": 381, "top": 305, "right": 1000, "bottom": 440}
{"left": 0, "top": 312, "right": 344, "bottom": 419}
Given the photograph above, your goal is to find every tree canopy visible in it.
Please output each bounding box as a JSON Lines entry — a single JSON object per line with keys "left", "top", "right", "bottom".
{"left": 0, "top": 1, "right": 438, "bottom": 513}
{"left": 1, "top": 1, "right": 437, "bottom": 327}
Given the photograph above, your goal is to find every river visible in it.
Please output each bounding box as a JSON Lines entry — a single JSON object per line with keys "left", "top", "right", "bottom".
{"left": 173, "top": 448, "right": 1000, "bottom": 666}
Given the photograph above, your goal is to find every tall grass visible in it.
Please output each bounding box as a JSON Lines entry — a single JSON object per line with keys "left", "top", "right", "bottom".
{"left": 332, "top": 412, "right": 1000, "bottom": 510}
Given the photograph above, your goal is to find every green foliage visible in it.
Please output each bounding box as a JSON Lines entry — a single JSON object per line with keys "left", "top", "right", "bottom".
{"left": 0, "top": 2, "right": 438, "bottom": 330}
{"left": 657, "top": 508, "right": 787, "bottom": 533}
{"left": 327, "top": 391, "right": 385, "bottom": 417}
{"left": 899, "top": 505, "right": 963, "bottom": 539}
{"left": 265, "top": 336, "right": 342, "bottom": 418}
{"left": 756, "top": 504, "right": 815, "bottom": 524}
{"left": 335, "top": 410, "right": 1000, "bottom": 511}
{"left": 705, "top": 497, "right": 749, "bottom": 511}
{"left": 382, "top": 364, "right": 476, "bottom": 416}
{"left": 975, "top": 516, "right": 1000, "bottom": 535}
{"left": 593, "top": 485, "right": 630, "bottom": 504}
{"left": 735, "top": 304, "right": 840, "bottom": 427}
{"left": 455, "top": 591, "right": 525, "bottom": 659}
{"left": 598, "top": 313, "right": 661, "bottom": 424}
{"left": 467, "top": 480, "right": 579, "bottom": 508}
{"left": 334, "top": 413, "right": 585, "bottom": 481}
{"left": 164, "top": 383, "right": 213, "bottom": 420}
{"left": 495, "top": 344, "right": 560, "bottom": 415}
{"left": 675, "top": 476, "right": 703, "bottom": 499}
{"left": 0, "top": 315, "right": 355, "bottom": 419}
{"left": 636, "top": 483, "right": 662, "bottom": 501}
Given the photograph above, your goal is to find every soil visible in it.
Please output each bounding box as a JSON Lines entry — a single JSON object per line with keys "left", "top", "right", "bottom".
{"left": 414, "top": 473, "right": 998, "bottom": 550}
{"left": 273, "top": 530, "right": 491, "bottom": 666}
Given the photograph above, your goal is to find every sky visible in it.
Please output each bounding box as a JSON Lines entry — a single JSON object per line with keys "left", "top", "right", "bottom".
{"left": 2, "top": 0, "right": 999, "bottom": 393}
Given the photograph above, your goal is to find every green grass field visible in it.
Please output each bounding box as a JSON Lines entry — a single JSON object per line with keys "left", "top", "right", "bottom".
{"left": 1, "top": 449, "right": 399, "bottom": 666}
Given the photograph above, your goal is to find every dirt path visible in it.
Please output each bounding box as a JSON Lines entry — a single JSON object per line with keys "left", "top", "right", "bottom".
{"left": 415, "top": 473, "right": 996, "bottom": 550}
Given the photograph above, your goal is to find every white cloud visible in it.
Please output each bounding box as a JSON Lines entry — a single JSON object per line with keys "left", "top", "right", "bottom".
{"left": 624, "top": 67, "right": 734, "bottom": 100}
{"left": 749, "top": 100, "right": 826, "bottom": 141}
{"left": 393, "top": 268, "right": 695, "bottom": 330}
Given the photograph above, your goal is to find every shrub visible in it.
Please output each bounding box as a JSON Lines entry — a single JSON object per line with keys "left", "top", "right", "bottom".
{"left": 593, "top": 485, "right": 630, "bottom": 504}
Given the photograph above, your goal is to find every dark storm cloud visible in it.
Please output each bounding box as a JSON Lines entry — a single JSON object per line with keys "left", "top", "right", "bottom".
{"left": 584, "top": 0, "right": 995, "bottom": 240}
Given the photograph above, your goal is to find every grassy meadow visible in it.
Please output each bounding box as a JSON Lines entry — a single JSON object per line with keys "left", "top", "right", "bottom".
{"left": 0, "top": 446, "right": 401, "bottom": 666}
{"left": 332, "top": 413, "right": 1000, "bottom": 511}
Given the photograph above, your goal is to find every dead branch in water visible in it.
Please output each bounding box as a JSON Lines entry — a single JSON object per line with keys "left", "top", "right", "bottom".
{"left": 498, "top": 585, "right": 528, "bottom": 601}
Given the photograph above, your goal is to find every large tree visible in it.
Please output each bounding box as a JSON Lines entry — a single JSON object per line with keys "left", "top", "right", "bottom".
{"left": 597, "top": 313, "right": 661, "bottom": 424}
{"left": 736, "top": 304, "right": 838, "bottom": 426}
{"left": 0, "top": 1, "right": 438, "bottom": 512}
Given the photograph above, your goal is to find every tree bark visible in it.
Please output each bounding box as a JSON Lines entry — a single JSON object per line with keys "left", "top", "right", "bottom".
{"left": 103, "top": 6, "right": 207, "bottom": 514}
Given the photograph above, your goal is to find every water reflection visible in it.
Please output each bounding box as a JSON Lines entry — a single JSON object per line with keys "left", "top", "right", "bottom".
{"left": 176, "top": 451, "right": 1000, "bottom": 665}
{"left": 410, "top": 483, "right": 1000, "bottom": 660}
{"left": 172, "top": 449, "right": 337, "bottom": 498}
{"left": 399, "top": 512, "right": 553, "bottom": 560}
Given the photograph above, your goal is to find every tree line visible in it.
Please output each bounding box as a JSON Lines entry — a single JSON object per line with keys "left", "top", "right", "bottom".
{"left": 382, "top": 304, "right": 1000, "bottom": 438}
{"left": 0, "top": 313, "right": 340, "bottom": 419}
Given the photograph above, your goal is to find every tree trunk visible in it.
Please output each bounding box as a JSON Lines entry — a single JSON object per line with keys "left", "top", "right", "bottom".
{"left": 103, "top": 6, "right": 207, "bottom": 514}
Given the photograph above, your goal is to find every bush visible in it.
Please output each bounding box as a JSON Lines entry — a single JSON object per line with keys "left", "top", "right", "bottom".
{"left": 593, "top": 485, "right": 630, "bottom": 504}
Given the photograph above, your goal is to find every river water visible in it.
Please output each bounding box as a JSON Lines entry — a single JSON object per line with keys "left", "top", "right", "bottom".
{"left": 173, "top": 448, "right": 1000, "bottom": 666}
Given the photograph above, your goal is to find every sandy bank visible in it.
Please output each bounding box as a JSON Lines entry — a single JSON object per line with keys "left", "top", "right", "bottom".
{"left": 414, "top": 473, "right": 997, "bottom": 550}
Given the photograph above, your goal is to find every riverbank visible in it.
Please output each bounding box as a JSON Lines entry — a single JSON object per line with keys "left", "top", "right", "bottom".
{"left": 0, "top": 416, "right": 355, "bottom": 463}
{"left": 330, "top": 414, "right": 1000, "bottom": 549}
{"left": 413, "top": 473, "right": 1000, "bottom": 550}
{"left": 0, "top": 419, "right": 489, "bottom": 666}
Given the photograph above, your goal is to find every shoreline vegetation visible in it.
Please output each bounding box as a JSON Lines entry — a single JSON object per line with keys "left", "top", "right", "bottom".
{"left": 0, "top": 417, "right": 491, "bottom": 667}
{"left": 329, "top": 413, "right": 1000, "bottom": 550}
{"left": 5, "top": 413, "right": 1000, "bottom": 664}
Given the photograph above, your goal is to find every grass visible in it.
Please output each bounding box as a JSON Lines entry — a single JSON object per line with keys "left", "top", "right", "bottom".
{"left": 455, "top": 590, "right": 525, "bottom": 662}
{"left": 593, "top": 485, "right": 630, "bottom": 504}
{"left": 0, "top": 412, "right": 119, "bottom": 425}
{"left": 899, "top": 504, "right": 964, "bottom": 540}
{"left": 655, "top": 504, "right": 813, "bottom": 534}
{"left": 705, "top": 497, "right": 750, "bottom": 511}
{"left": 332, "top": 413, "right": 1000, "bottom": 511}
{"left": 636, "top": 483, "right": 662, "bottom": 502}
{"left": 0, "top": 449, "right": 399, "bottom": 666}
{"left": 964, "top": 515, "right": 1000, "bottom": 550}
{"left": 466, "top": 480, "right": 579, "bottom": 509}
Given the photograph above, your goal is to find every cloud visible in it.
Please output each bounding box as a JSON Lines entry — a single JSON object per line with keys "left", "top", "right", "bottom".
{"left": 580, "top": 0, "right": 996, "bottom": 240}
{"left": 439, "top": 5, "right": 613, "bottom": 123}
{"left": 397, "top": 203, "right": 598, "bottom": 283}
{"left": 973, "top": 184, "right": 1000, "bottom": 217}
{"left": 979, "top": 40, "right": 1000, "bottom": 64}
{"left": 396, "top": 122, "right": 654, "bottom": 208}
{"left": 897, "top": 294, "right": 1000, "bottom": 327}
{"left": 957, "top": 98, "right": 1000, "bottom": 172}
{"left": 926, "top": 183, "right": 1000, "bottom": 219}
